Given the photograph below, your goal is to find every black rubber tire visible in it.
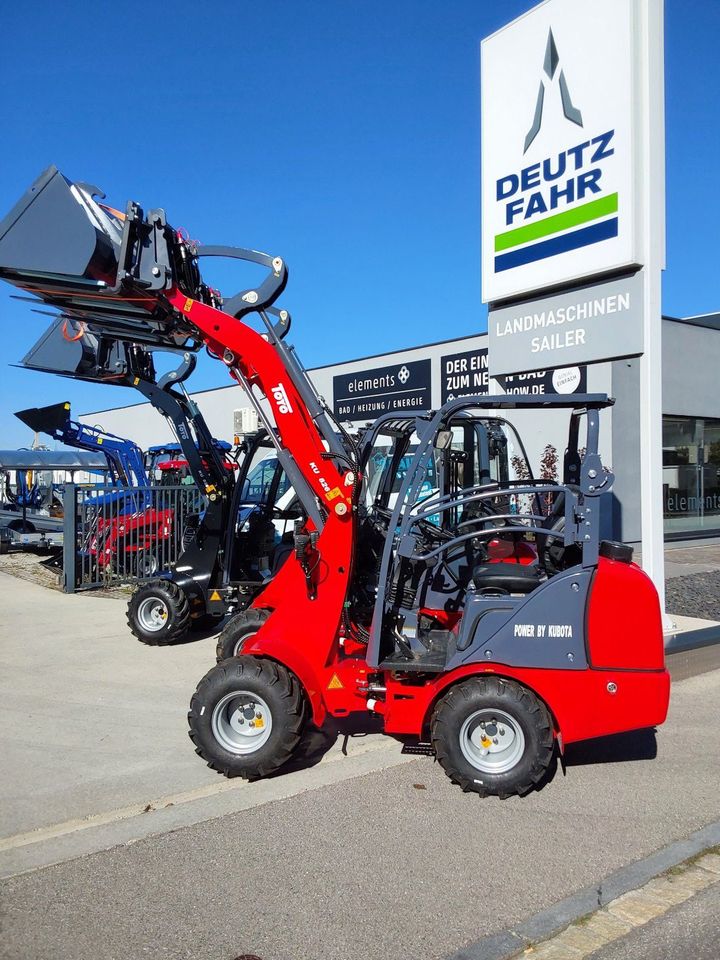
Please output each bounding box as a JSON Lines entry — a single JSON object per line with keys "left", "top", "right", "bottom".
{"left": 188, "top": 656, "right": 305, "bottom": 779}
{"left": 215, "top": 608, "right": 271, "bottom": 662}
{"left": 431, "top": 676, "right": 554, "bottom": 798}
{"left": 190, "top": 613, "right": 225, "bottom": 633}
{"left": 126, "top": 579, "right": 191, "bottom": 646}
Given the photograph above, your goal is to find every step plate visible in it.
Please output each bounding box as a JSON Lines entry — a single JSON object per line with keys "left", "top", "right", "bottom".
{"left": 401, "top": 742, "right": 436, "bottom": 757}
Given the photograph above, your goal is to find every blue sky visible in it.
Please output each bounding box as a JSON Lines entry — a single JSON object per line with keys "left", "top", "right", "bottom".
{"left": 1, "top": 0, "right": 718, "bottom": 447}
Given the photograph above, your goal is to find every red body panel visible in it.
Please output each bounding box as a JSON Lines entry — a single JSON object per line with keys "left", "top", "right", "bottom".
{"left": 240, "top": 513, "right": 354, "bottom": 727}
{"left": 167, "top": 289, "right": 356, "bottom": 727}
{"left": 167, "top": 289, "right": 352, "bottom": 517}
{"left": 381, "top": 663, "right": 670, "bottom": 744}
{"left": 91, "top": 508, "right": 174, "bottom": 568}
{"left": 587, "top": 558, "right": 665, "bottom": 671}
{"left": 380, "top": 557, "right": 670, "bottom": 742}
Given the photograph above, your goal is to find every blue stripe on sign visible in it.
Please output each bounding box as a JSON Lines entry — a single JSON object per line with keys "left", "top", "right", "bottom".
{"left": 494, "top": 217, "right": 619, "bottom": 272}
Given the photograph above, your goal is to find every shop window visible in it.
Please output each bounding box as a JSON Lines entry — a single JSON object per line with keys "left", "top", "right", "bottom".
{"left": 663, "top": 416, "right": 720, "bottom": 537}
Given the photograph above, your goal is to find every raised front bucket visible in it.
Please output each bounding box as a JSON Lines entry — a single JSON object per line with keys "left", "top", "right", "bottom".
{"left": 19, "top": 317, "right": 132, "bottom": 385}
{"left": 0, "top": 166, "right": 123, "bottom": 288}
{"left": 15, "top": 401, "right": 74, "bottom": 437}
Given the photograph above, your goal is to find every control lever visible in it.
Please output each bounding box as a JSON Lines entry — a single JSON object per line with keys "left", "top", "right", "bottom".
{"left": 294, "top": 523, "right": 320, "bottom": 600}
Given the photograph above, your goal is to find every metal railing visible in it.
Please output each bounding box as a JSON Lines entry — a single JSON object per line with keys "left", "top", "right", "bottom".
{"left": 62, "top": 483, "right": 206, "bottom": 592}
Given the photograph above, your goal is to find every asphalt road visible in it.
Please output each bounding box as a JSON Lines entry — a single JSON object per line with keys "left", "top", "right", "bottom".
{"left": 1, "top": 573, "right": 720, "bottom": 960}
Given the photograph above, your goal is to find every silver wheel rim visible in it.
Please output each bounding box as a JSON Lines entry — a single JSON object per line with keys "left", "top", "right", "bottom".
{"left": 233, "top": 630, "right": 257, "bottom": 657}
{"left": 211, "top": 691, "right": 273, "bottom": 755}
{"left": 138, "top": 552, "right": 158, "bottom": 577}
{"left": 459, "top": 708, "right": 525, "bottom": 774}
{"left": 136, "top": 596, "right": 169, "bottom": 632}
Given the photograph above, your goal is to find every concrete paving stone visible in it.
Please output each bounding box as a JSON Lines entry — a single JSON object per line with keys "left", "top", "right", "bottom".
{"left": 551, "top": 924, "right": 611, "bottom": 954}
{"left": 641, "top": 876, "right": 695, "bottom": 907}
{"left": 663, "top": 865, "right": 717, "bottom": 893}
{"left": 525, "top": 941, "right": 583, "bottom": 960}
{"left": 605, "top": 890, "right": 668, "bottom": 925}
{"left": 579, "top": 911, "right": 634, "bottom": 945}
{"left": 695, "top": 852, "right": 720, "bottom": 875}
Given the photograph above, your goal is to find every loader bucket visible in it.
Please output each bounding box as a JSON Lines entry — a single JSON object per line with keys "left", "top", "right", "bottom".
{"left": 0, "top": 167, "right": 200, "bottom": 351}
{"left": 19, "top": 317, "right": 132, "bottom": 385}
{"left": 15, "top": 401, "right": 74, "bottom": 437}
{"left": 0, "top": 166, "right": 123, "bottom": 287}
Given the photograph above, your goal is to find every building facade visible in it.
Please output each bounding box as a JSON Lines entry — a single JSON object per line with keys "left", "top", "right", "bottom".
{"left": 80, "top": 313, "right": 720, "bottom": 545}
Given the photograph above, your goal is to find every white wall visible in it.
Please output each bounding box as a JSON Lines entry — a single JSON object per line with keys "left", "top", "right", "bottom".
{"left": 79, "top": 331, "right": 614, "bottom": 482}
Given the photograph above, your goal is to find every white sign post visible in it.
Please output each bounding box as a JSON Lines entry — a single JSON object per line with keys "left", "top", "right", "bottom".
{"left": 637, "top": 0, "right": 666, "bottom": 610}
{"left": 482, "top": 0, "right": 666, "bottom": 605}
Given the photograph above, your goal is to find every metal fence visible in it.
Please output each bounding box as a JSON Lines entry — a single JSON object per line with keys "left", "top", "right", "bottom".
{"left": 62, "top": 483, "right": 206, "bottom": 592}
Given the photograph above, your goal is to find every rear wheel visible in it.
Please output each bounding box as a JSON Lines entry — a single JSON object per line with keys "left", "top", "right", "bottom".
{"left": 127, "top": 579, "right": 190, "bottom": 646}
{"left": 134, "top": 548, "right": 159, "bottom": 579}
{"left": 188, "top": 656, "right": 305, "bottom": 778}
{"left": 431, "top": 676, "right": 554, "bottom": 798}
{"left": 215, "top": 608, "right": 271, "bottom": 662}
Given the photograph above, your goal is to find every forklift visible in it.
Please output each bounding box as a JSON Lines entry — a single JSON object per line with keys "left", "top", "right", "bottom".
{"left": 0, "top": 166, "right": 670, "bottom": 797}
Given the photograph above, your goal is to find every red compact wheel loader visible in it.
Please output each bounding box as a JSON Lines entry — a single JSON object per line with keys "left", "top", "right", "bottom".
{"left": 0, "top": 167, "right": 670, "bottom": 797}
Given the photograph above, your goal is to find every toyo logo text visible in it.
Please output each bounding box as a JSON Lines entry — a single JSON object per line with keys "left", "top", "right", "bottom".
{"left": 270, "top": 383, "right": 293, "bottom": 414}
{"left": 494, "top": 29, "right": 619, "bottom": 275}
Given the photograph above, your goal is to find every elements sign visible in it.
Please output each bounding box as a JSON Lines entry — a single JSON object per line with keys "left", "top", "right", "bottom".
{"left": 481, "top": 0, "right": 641, "bottom": 302}
{"left": 333, "top": 359, "right": 431, "bottom": 421}
{"left": 489, "top": 272, "right": 643, "bottom": 376}
{"left": 442, "top": 346, "right": 587, "bottom": 401}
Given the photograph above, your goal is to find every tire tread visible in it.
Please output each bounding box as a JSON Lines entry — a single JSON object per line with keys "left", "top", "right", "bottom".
{"left": 126, "top": 579, "right": 190, "bottom": 646}
{"left": 431, "top": 676, "right": 554, "bottom": 798}
{"left": 188, "top": 656, "right": 305, "bottom": 779}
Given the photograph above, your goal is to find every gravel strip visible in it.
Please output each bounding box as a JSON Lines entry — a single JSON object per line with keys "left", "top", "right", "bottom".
{"left": 665, "top": 571, "right": 720, "bottom": 622}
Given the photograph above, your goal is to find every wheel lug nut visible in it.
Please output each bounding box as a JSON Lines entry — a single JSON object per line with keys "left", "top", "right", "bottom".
{"left": 493, "top": 738, "right": 498, "bottom": 744}
{"left": 249, "top": 721, "right": 255, "bottom": 728}
{"left": 499, "top": 728, "right": 505, "bottom": 735}
{"left": 255, "top": 712, "right": 262, "bottom": 719}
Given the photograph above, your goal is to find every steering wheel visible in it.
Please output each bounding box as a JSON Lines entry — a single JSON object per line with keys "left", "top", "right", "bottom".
{"left": 456, "top": 493, "right": 513, "bottom": 534}
{"left": 413, "top": 516, "right": 455, "bottom": 543}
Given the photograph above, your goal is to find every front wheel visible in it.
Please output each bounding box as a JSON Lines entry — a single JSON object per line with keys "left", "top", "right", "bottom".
{"left": 127, "top": 579, "right": 190, "bottom": 646}
{"left": 188, "top": 656, "right": 305, "bottom": 779}
{"left": 431, "top": 676, "right": 554, "bottom": 798}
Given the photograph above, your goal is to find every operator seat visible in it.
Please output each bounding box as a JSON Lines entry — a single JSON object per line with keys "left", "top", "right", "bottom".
{"left": 471, "top": 561, "right": 542, "bottom": 594}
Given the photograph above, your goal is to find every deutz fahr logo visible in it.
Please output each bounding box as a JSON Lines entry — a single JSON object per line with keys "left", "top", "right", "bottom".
{"left": 493, "top": 29, "right": 619, "bottom": 274}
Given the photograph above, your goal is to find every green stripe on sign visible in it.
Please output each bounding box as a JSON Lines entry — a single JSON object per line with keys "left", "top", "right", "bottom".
{"left": 494, "top": 192, "right": 619, "bottom": 252}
